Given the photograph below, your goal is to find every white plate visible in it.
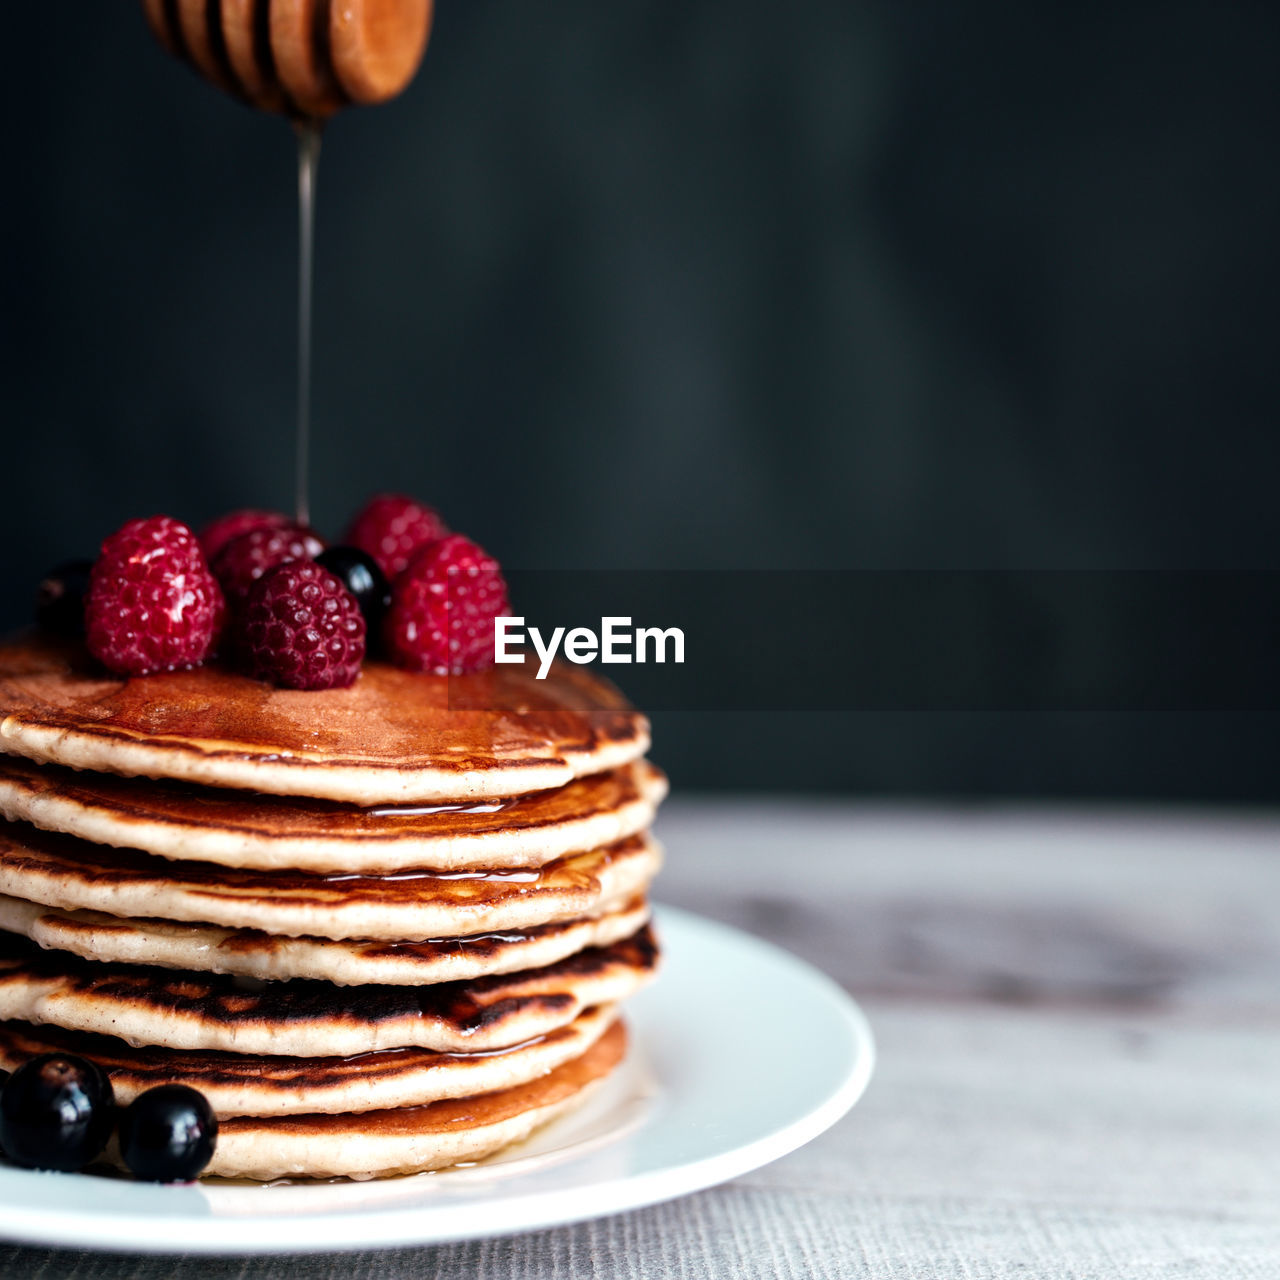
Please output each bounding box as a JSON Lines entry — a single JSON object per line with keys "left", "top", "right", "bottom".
{"left": 0, "top": 905, "right": 874, "bottom": 1255}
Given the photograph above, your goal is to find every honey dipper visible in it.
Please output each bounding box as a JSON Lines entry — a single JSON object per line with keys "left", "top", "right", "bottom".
{"left": 142, "top": 0, "right": 433, "bottom": 118}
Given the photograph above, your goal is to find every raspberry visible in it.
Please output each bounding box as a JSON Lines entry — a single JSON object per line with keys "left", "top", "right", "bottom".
{"left": 345, "top": 494, "right": 449, "bottom": 580}
{"left": 212, "top": 525, "right": 325, "bottom": 609}
{"left": 242, "top": 562, "right": 366, "bottom": 690}
{"left": 198, "top": 509, "right": 293, "bottom": 562}
{"left": 85, "top": 516, "right": 224, "bottom": 676}
{"left": 385, "top": 534, "right": 510, "bottom": 674}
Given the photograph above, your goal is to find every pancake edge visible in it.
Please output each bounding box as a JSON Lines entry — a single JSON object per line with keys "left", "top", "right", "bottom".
{"left": 0, "top": 831, "right": 662, "bottom": 941}
{"left": 0, "top": 892, "right": 652, "bottom": 987}
{"left": 0, "top": 1004, "right": 620, "bottom": 1117}
{"left": 156, "top": 1018, "right": 628, "bottom": 1180}
{"left": 0, "top": 760, "right": 668, "bottom": 872}
{"left": 0, "top": 718, "right": 650, "bottom": 805}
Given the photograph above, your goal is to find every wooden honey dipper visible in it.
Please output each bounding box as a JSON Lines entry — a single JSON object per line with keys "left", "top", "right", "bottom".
{"left": 142, "top": 0, "right": 433, "bottom": 118}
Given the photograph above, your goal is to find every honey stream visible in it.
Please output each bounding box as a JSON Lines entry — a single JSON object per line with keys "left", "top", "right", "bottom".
{"left": 294, "top": 120, "right": 322, "bottom": 527}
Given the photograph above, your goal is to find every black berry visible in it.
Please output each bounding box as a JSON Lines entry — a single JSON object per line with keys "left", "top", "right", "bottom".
{"left": 118, "top": 1084, "right": 217, "bottom": 1182}
{"left": 35, "top": 560, "right": 93, "bottom": 636}
{"left": 0, "top": 1053, "right": 115, "bottom": 1171}
{"left": 317, "top": 545, "right": 393, "bottom": 628}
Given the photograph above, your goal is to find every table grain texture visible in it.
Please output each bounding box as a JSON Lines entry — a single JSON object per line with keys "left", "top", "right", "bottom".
{"left": 2, "top": 799, "right": 1277, "bottom": 1278}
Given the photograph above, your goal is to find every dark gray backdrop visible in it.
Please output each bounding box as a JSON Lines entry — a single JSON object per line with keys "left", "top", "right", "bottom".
{"left": 3, "top": 3, "right": 1278, "bottom": 798}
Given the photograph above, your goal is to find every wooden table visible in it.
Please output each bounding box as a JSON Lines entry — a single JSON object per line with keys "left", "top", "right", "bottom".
{"left": 3, "top": 799, "right": 1278, "bottom": 1277}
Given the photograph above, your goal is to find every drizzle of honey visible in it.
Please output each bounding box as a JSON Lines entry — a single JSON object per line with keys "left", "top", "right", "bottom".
{"left": 317, "top": 867, "right": 539, "bottom": 885}
{"left": 294, "top": 121, "right": 321, "bottom": 526}
{"left": 367, "top": 801, "right": 509, "bottom": 818}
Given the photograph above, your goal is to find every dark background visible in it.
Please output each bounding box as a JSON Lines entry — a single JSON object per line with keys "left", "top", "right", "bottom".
{"left": 3, "top": 3, "right": 1278, "bottom": 799}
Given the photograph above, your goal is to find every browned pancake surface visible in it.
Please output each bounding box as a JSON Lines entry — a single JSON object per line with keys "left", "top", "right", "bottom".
{"left": 0, "top": 755, "right": 657, "bottom": 843}
{"left": 0, "top": 822, "right": 657, "bottom": 939}
{"left": 0, "top": 891, "right": 650, "bottom": 986}
{"left": 0, "top": 1005, "right": 618, "bottom": 1116}
{"left": 0, "top": 1012, "right": 596, "bottom": 1097}
{"left": 0, "top": 823, "right": 643, "bottom": 910}
{"left": 0, "top": 636, "right": 646, "bottom": 801}
{"left": 0, "top": 754, "right": 665, "bottom": 871}
{"left": 0, "top": 925, "right": 657, "bottom": 1052}
{"left": 192, "top": 1019, "right": 630, "bottom": 1178}
{"left": 222, "top": 1019, "right": 627, "bottom": 1140}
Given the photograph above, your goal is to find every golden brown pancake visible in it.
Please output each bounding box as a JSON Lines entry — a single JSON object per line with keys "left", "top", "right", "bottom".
{"left": 0, "top": 924, "right": 658, "bottom": 1055}
{"left": 108, "top": 1019, "right": 630, "bottom": 1180}
{"left": 0, "top": 892, "right": 650, "bottom": 985}
{"left": 0, "top": 823, "right": 660, "bottom": 940}
{"left": 0, "top": 636, "right": 648, "bottom": 803}
{"left": 0, "top": 634, "right": 663, "bottom": 1181}
{"left": 0, "top": 1004, "right": 618, "bottom": 1117}
{"left": 0, "top": 755, "right": 667, "bottom": 872}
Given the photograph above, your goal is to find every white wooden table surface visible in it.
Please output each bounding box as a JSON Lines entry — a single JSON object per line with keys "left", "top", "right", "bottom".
{"left": 3, "top": 798, "right": 1279, "bottom": 1277}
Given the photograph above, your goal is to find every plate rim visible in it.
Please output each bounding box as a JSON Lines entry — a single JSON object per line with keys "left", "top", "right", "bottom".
{"left": 0, "top": 904, "right": 875, "bottom": 1255}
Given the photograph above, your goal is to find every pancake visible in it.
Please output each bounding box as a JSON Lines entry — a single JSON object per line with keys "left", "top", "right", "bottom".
{"left": 0, "top": 755, "right": 668, "bottom": 872}
{"left": 0, "top": 824, "right": 660, "bottom": 940}
{"left": 0, "top": 1004, "right": 618, "bottom": 1117}
{"left": 110, "top": 1018, "right": 629, "bottom": 1180}
{"left": 0, "top": 892, "right": 650, "bottom": 986}
{"left": 0, "top": 636, "right": 648, "bottom": 803}
{"left": 0, "top": 924, "right": 658, "bottom": 1056}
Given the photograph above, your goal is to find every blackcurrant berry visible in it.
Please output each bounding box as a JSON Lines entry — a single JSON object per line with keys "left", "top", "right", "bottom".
{"left": 118, "top": 1084, "right": 217, "bottom": 1183}
{"left": 317, "top": 545, "right": 392, "bottom": 628}
{"left": 0, "top": 1053, "right": 114, "bottom": 1171}
{"left": 35, "top": 560, "right": 93, "bottom": 637}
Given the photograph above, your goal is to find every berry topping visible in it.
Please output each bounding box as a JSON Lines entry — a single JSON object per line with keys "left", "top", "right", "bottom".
{"left": 118, "top": 1084, "right": 218, "bottom": 1183}
{"left": 0, "top": 1053, "right": 115, "bottom": 1172}
{"left": 242, "top": 561, "right": 366, "bottom": 689}
{"left": 198, "top": 508, "right": 293, "bottom": 562}
{"left": 345, "top": 493, "right": 449, "bottom": 579}
{"left": 211, "top": 524, "right": 325, "bottom": 609}
{"left": 385, "top": 534, "right": 510, "bottom": 674}
{"left": 316, "top": 546, "right": 393, "bottom": 630}
{"left": 85, "top": 516, "right": 224, "bottom": 677}
{"left": 35, "top": 559, "right": 93, "bottom": 636}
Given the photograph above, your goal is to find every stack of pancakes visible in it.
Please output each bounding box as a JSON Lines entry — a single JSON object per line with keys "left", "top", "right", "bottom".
{"left": 0, "top": 637, "right": 664, "bottom": 1180}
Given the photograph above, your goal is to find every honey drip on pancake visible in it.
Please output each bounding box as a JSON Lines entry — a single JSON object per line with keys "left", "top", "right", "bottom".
{"left": 367, "top": 801, "right": 508, "bottom": 817}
